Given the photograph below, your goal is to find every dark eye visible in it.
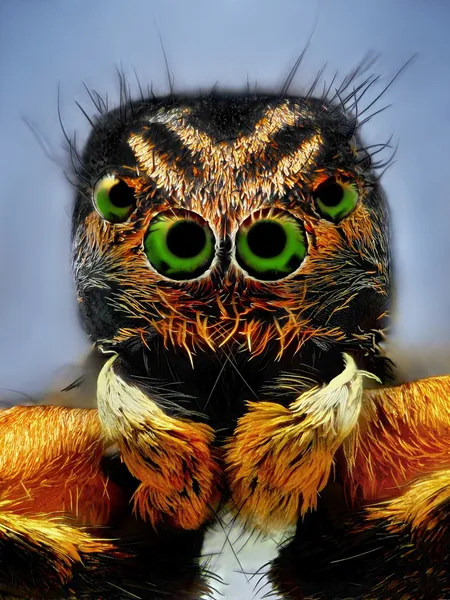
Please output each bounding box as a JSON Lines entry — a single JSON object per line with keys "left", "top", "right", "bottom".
{"left": 144, "top": 212, "right": 215, "bottom": 280}
{"left": 236, "top": 213, "right": 307, "bottom": 281}
{"left": 93, "top": 176, "right": 136, "bottom": 223}
{"left": 313, "top": 177, "right": 359, "bottom": 222}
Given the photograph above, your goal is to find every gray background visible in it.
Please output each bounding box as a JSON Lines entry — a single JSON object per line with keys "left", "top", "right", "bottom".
{"left": 1, "top": 1, "right": 450, "bottom": 597}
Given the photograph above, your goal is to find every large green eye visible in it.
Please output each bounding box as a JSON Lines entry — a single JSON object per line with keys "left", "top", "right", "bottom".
{"left": 313, "top": 177, "right": 359, "bottom": 222}
{"left": 236, "top": 212, "right": 307, "bottom": 280}
{"left": 144, "top": 212, "right": 215, "bottom": 280}
{"left": 93, "top": 175, "right": 136, "bottom": 223}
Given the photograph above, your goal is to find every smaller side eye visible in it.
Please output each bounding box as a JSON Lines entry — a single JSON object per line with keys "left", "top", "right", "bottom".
{"left": 313, "top": 177, "right": 359, "bottom": 222}
{"left": 93, "top": 175, "right": 136, "bottom": 223}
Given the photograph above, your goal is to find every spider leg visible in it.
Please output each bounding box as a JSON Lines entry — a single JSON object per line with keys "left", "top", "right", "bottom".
{"left": 0, "top": 405, "right": 211, "bottom": 599}
{"left": 0, "top": 405, "right": 125, "bottom": 522}
{"left": 270, "top": 375, "right": 450, "bottom": 600}
{"left": 348, "top": 375, "right": 450, "bottom": 503}
{"left": 0, "top": 405, "right": 125, "bottom": 596}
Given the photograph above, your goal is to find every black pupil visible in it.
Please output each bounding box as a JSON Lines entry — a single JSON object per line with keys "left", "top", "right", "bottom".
{"left": 315, "top": 180, "right": 344, "bottom": 207}
{"left": 166, "top": 221, "right": 206, "bottom": 258}
{"left": 109, "top": 180, "right": 135, "bottom": 207}
{"left": 247, "top": 221, "right": 286, "bottom": 258}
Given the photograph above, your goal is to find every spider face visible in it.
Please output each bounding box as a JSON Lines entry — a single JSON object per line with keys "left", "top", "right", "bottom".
{"left": 73, "top": 95, "right": 390, "bottom": 425}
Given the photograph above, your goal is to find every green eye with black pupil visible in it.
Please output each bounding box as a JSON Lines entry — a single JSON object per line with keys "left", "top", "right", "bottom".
{"left": 236, "top": 215, "right": 307, "bottom": 281}
{"left": 145, "top": 214, "right": 214, "bottom": 280}
{"left": 313, "top": 177, "right": 359, "bottom": 222}
{"left": 93, "top": 176, "right": 136, "bottom": 223}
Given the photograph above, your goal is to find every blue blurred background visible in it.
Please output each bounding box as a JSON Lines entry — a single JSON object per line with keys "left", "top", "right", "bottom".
{"left": 1, "top": 0, "right": 450, "bottom": 393}
{"left": 1, "top": 0, "right": 450, "bottom": 596}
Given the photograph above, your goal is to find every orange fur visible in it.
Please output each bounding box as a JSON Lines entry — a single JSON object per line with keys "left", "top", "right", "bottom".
{"left": 123, "top": 419, "right": 222, "bottom": 529}
{"left": 0, "top": 406, "right": 125, "bottom": 526}
{"left": 0, "top": 505, "right": 115, "bottom": 595}
{"left": 346, "top": 375, "right": 450, "bottom": 502}
{"left": 366, "top": 469, "right": 450, "bottom": 540}
{"left": 225, "top": 400, "right": 334, "bottom": 530}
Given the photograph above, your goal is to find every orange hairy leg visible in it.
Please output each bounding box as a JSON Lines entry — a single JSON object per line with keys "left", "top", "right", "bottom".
{"left": 0, "top": 405, "right": 125, "bottom": 522}
{"left": 269, "top": 376, "right": 450, "bottom": 600}
{"left": 347, "top": 375, "right": 450, "bottom": 502}
{"left": 97, "top": 355, "right": 222, "bottom": 530}
{"left": 0, "top": 509, "right": 116, "bottom": 597}
{"left": 0, "top": 406, "right": 125, "bottom": 596}
{"left": 339, "top": 376, "right": 450, "bottom": 597}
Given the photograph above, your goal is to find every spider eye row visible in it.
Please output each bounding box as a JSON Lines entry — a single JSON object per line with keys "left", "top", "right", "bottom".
{"left": 92, "top": 175, "right": 359, "bottom": 281}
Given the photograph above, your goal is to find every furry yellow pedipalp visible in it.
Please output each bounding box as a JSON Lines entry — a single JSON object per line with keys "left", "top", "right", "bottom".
{"left": 225, "top": 354, "right": 379, "bottom": 531}
{"left": 97, "top": 355, "right": 221, "bottom": 529}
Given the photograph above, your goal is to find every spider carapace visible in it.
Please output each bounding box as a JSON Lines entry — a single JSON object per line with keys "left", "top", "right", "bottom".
{"left": 1, "top": 89, "right": 450, "bottom": 600}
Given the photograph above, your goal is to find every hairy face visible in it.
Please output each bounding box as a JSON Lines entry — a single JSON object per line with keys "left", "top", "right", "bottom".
{"left": 72, "top": 93, "right": 390, "bottom": 421}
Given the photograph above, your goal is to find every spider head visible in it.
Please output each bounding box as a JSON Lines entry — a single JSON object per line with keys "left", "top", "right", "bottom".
{"left": 72, "top": 94, "right": 390, "bottom": 400}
